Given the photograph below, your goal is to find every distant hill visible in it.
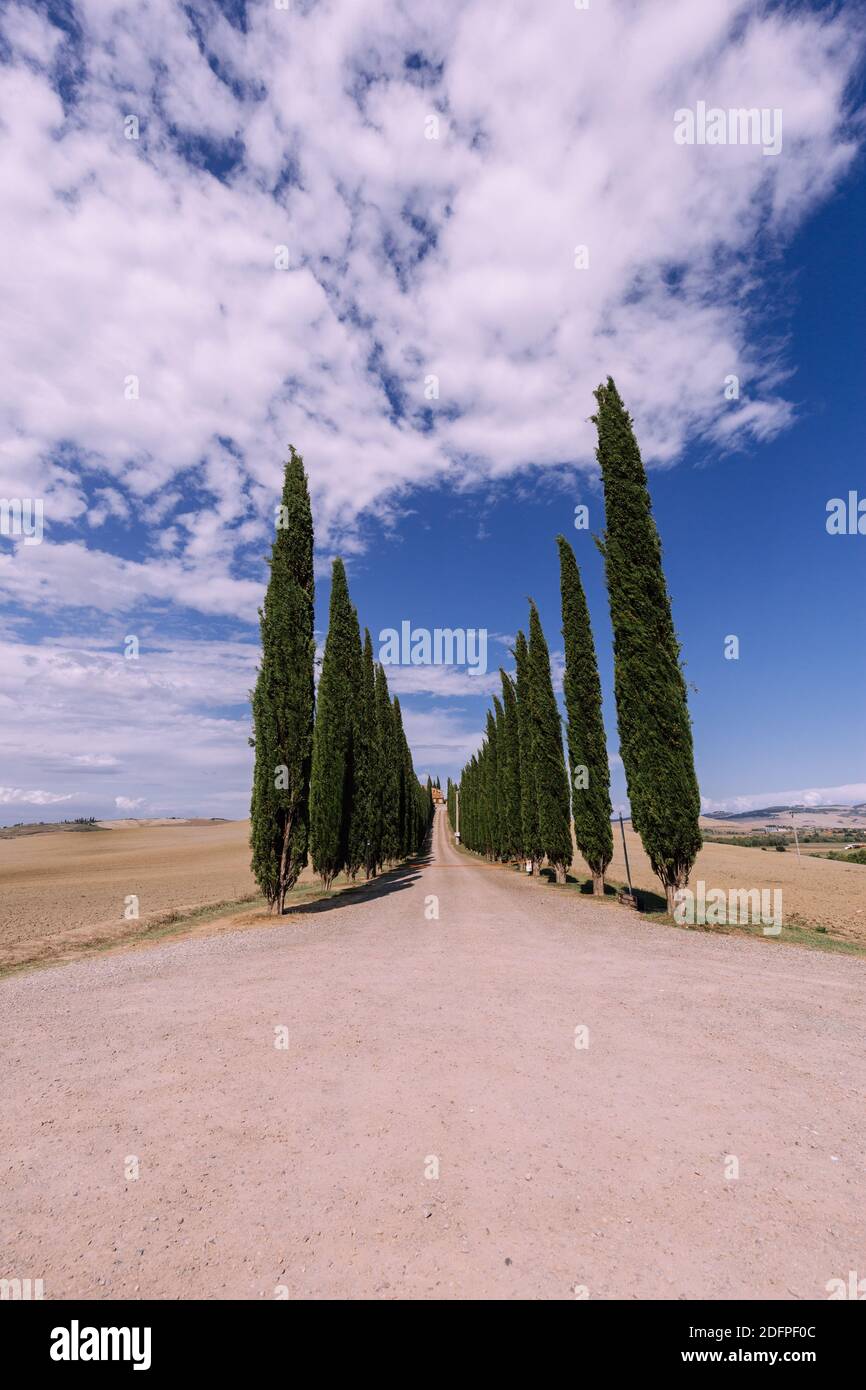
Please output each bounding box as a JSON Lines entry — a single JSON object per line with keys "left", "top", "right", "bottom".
{"left": 701, "top": 805, "right": 866, "bottom": 832}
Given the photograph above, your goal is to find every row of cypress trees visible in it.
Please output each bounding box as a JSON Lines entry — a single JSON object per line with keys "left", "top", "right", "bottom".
{"left": 453, "top": 600, "right": 576, "bottom": 883}
{"left": 453, "top": 378, "right": 702, "bottom": 910}
{"left": 250, "top": 448, "right": 432, "bottom": 911}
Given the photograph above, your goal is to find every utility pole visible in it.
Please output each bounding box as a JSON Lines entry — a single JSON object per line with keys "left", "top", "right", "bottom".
{"left": 791, "top": 808, "right": 801, "bottom": 865}
{"left": 455, "top": 785, "right": 460, "bottom": 842}
{"left": 619, "top": 810, "right": 635, "bottom": 901}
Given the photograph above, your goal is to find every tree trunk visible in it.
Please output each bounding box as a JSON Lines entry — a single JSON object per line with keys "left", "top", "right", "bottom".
{"left": 277, "top": 813, "right": 293, "bottom": 915}
{"left": 554, "top": 863, "right": 566, "bottom": 884}
{"left": 592, "top": 872, "right": 604, "bottom": 896}
{"left": 531, "top": 859, "right": 540, "bottom": 877}
{"left": 665, "top": 882, "right": 678, "bottom": 914}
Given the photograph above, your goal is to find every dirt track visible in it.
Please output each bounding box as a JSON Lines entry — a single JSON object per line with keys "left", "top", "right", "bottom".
{"left": 2, "top": 806, "right": 864, "bottom": 1300}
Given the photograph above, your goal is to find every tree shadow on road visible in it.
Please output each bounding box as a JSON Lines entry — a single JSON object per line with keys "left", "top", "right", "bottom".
{"left": 284, "top": 846, "right": 434, "bottom": 917}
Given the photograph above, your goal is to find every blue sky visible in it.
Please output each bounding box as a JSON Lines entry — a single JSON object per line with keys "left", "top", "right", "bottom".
{"left": 0, "top": 0, "right": 863, "bottom": 823}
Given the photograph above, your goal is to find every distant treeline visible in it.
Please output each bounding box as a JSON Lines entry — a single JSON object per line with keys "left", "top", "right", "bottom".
{"left": 825, "top": 849, "right": 866, "bottom": 866}
{"left": 703, "top": 829, "right": 859, "bottom": 849}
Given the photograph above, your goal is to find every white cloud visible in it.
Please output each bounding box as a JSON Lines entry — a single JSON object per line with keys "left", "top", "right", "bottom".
{"left": 0, "top": 2, "right": 861, "bottom": 812}
{"left": 702, "top": 784, "right": 866, "bottom": 815}
{"left": 0, "top": 635, "right": 258, "bottom": 822}
{"left": 0, "top": 786, "right": 74, "bottom": 805}
{"left": 0, "top": 0, "right": 859, "bottom": 620}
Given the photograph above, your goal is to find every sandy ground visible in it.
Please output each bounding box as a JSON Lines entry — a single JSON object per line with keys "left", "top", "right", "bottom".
{"left": 1, "top": 806, "right": 864, "bottom": 1301}
{"left": 574, "top": 826, "right": 866, "bottom": 941}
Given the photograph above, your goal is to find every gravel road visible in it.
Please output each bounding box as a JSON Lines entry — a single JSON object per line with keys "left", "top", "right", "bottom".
{"left": 2, "top": 806, "right": 864, "bottom": 1300}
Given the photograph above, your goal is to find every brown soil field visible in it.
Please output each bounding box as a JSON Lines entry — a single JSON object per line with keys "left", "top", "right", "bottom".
{"left": 574, "top": 828, "right": 866, "bottom": 942}
{"left": 0, "top": 820, "right": 262, "bottom": 972}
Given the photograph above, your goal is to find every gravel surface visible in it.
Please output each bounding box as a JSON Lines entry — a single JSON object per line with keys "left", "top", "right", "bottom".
{"left": 2, "top": 807, "right": 864, "bottom": 1300}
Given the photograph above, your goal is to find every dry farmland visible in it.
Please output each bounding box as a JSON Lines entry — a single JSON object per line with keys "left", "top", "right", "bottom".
{"left": 574, "top": 825, "right": 866, "bottom": 944}
{"left": 0, "top": 820, "right": 261, "bottom": 973}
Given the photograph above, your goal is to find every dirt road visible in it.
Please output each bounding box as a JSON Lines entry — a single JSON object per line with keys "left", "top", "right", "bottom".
{"left": 2, "top": 806, "right": 864, "bottom": 1300}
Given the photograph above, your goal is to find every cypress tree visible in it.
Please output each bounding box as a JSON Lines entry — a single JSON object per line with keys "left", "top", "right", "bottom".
{"left": 592, "top": 377, "right": 702, "bottom": 909}
{"left": 393, "top": 697, "right": 410, "bottom": 857}
{"left": 345, "top": 617, "right": 377, "bottom": 880}
{"left": 528, "top": 601, "right": 573, "bottom": 883}
{"left": 493, "top": 696, "right": 508, "bottom": 860}
{"left": 375, "top": 663, "right": 400, "bottom": 866}
{"left": 483, "top": 708, "right": 500, "bottom": 860}
{"left": 360, "top": 630, "right": 381, "bottom": 878}
{"left": 557, "top": 535, "right": 613, "bottom": 895}
{"left": 310, "top": 558, "right": 356, "bottom": 887}
{"left": 514, "top": 628, "right": 541, "bottom": 873}
{"left": 249, "top": 446, "right": 315, "bottom": 913}
{"left": 499, "top": 670, "right": 522, "bottom": 862}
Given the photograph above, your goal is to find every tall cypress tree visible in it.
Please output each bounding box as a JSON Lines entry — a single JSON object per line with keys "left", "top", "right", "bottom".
{"left": 514, "top": 628, "right": 541, "bottom": 873}
{"left": 592, "top": 377, "right": 702, "bottom": 909}
{"left": 528, "top": 601, "right": 573, "bottom": 883}
{"left": 250, "top": 446, "right": 315, "bottom": 913}
{"left": 499, "top": 670, "right": 522, "bottom": 863}
{"left": 360, "top": 630, "right": 381, "bottom": 878}
{"left": 483, "top": 708, "right": 500, "bottom": 860}
{"left": 393, "top": 697, "right": 410, "bottom": 857}
{"left": 375, "top": 663, "right": 400, "bottom": 866}
{"left": 310, "top": 558, "right": 356, "bottom": 887}
{"left": 346, "top": 609, "right": 370, "bottom": 881}
{"left": 493, "top": 695, "right": 509, "bottom": 860}
{"left": 557, "top": 535, "right": 613, "bottom": 895}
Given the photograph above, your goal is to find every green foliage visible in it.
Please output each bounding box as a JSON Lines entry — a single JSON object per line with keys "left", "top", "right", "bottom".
{"left": 359, "top": 630, "right": 382, "bottom": 876}
{"left": 827, "top": 849, "right": 866, "bottom": 865}
{"left": 310, "top": 559, "right": 357, "bottom": 887}
{"left": 346, "top": 612, "right": 371, "bottom": 879}
{"left": 250, "top": 446, "right": 315, "bottom": 912}
{"left": 527, "top": 601, "right": 573, "bottom": 875}
{"left": 498, "top": 671, "right": 522, "bottom": 861}
{"left": 557, "top": 535, "right": 613, "bottom": 887}
{"left": 483, "top": 706, "right": 501, "bottom": 860}
{"left": 592, "top": 377, "right": 701, "bottom": 904}
{"left": 376, "top": 663, "right": 401, "bottom": 865}
{"left": 514, "top": 629, "right": 541, "bottom": 865}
